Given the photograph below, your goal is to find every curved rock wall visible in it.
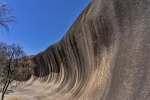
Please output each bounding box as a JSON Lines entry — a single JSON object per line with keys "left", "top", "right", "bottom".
{"left": 16, "top": 0, "right": 150, "bottom": 100}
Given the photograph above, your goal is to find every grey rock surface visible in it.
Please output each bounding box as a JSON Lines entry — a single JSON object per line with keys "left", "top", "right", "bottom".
{"left": 13, "top": 0, "right": 150, "bottom": 100}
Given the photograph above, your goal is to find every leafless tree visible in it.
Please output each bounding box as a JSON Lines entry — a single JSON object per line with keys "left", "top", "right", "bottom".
{"left": 0, "top": 2, "right": 16, "bottom": 32}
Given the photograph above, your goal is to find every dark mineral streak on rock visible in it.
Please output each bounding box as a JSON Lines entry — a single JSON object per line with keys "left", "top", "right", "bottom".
{"left": 20, "top": 0, "right": 150, "bottom": 100}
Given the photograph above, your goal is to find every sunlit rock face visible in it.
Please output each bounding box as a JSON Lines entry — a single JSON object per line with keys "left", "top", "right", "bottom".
{"left": 16, "top": 0, "right": 150, "bottom": 100}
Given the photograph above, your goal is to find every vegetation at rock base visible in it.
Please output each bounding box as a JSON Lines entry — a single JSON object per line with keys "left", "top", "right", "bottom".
{"left": 0, "top": 42, "right": 34, "bottom": 100}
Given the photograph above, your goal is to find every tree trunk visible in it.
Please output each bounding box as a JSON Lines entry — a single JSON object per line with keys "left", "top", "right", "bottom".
{"left": 1, "top": 80, "right": 10, "bottom": 100}
{"left": 1, "top": 81, "right": 8, "bottom": 100}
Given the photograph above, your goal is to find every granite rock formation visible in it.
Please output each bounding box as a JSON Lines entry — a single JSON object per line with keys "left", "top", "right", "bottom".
{"left": 15, "top": 0, "right": 150, "bottom": 100}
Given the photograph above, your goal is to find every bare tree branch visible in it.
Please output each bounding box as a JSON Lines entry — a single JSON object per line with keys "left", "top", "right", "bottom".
{"left": 0, "top": 3, "right": 16, "bottom": 32}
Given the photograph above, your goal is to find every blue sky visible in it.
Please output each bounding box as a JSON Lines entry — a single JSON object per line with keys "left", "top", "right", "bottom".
{"left": 0, "top": 0, "right": 91, "bottom": 55}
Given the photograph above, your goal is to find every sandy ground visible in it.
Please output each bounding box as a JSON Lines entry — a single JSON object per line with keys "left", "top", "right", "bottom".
{"left": 0, "top": 93, "right": 27, "bottom": 100}
{"left": 0, "top": 86, "right": 28, "bottom": 100}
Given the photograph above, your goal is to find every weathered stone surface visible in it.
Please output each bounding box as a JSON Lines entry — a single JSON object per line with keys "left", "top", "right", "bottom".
{"left": 15, "top": 0, "right": 150, "bottom": 99}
